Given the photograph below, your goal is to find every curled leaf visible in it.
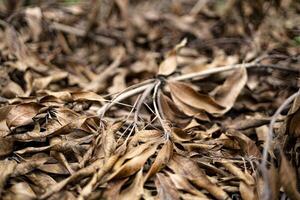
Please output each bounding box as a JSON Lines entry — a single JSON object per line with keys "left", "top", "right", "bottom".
{"left": 158, "top": 38, "right": 187, "bottom": 76}
{"left": 169, "top": 81, "right": 224, "bottom": 116}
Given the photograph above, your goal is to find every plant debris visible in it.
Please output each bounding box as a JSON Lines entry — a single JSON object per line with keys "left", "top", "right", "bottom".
{"left": 0, "top": 0, "right": 299, "bottom": 199}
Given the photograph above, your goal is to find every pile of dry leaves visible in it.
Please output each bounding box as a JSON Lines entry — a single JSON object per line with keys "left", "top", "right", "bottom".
{"left": 0, "top": 0, "right": 299, "bottom": 199}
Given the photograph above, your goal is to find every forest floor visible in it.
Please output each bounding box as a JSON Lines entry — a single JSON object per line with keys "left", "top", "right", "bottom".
{"left": 0, "top": 0, "right": 299, "bottom": 199}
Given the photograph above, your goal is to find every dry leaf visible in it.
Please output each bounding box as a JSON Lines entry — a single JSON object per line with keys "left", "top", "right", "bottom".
{"left": 6, "top": 103, "right": 42, "bottom": 129}
{"left": 145, "top": 140, "right": 173, "bottom": 181}
{"left": 0, "top": 160, "right": 17, "bottom": 195}
{"left": 109, "top": 142, "right": 158, "bottom": 179}
{"left": 279, "top": 152, "right": 300, "bottom": 200}
{"left": 155, "top": 173, "right": 181, "bottom": 200}
{"left": 169, "top": 81, "right": 225, "bottom": 116}
{"left": 159, "top": 93, "right": 191, "bottom": 127}
{"left": 158, "top": 38, "right": 187, "bottom": 76}
{"left": 4, "top": 182, "right": 36, "bottom": 200}
{"left": 119, "top": 169, "right": 144, "bottom": 200}
{"left": 211, "top": 67, "right": 247, "bottom": 112}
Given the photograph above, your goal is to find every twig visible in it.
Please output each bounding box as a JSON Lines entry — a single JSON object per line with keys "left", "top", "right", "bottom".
{"left": 152, "top": 80, "right": 170, "bottom": 139}
{"left": 134, "top": 83, "right": 156, "bottom": 130}
{"left": 262, "top": 89, "right": 300, "bottom": 167}
{"left": 97, "top": 81, "right": 155, "bottom": 117}
{"left": 171, "top": 62, "right": 298, "bottom": 81}
{"left": 50, "top": 22, "right": 115, "bottom": 46}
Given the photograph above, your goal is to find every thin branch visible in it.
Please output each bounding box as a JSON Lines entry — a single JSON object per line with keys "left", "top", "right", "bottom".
{"left": 97, "top": 81, "right": 154, "bottom": 117}
{"left": 152, "top": 81, "right": 170, "bottom": 139}
{"left": 134, "top": 83, "right": 156, "bottom": 130}
{"left": 171, "top": 62, "right": 298, "bottom": 81}
{"left": 262, "top": 89, "right": 300, "bottom": 167}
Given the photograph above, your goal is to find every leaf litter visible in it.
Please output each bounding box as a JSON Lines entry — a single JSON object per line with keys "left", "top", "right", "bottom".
{"left": 0, "top": 0, "right": 299, "bottom": 199}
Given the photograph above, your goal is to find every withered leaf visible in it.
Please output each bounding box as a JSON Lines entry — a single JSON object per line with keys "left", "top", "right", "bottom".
{"left": 25, "top": 7, "right": 42, "bottom": 42}
{"left": 4, "top": 182, "right": 36, "bottom": 200}
{"left": 0, "top": 137, "right": 13, "bottom": 157}
{"left": 0, "top": 160, "right": 17, "bottom": 194}
{"left": 109, "top": 142, "right": 158, "bottom": 179}
{"left": 211, "top": 67, "right": 247, "bottom": 112}
{"left": 155, "top": 173, "right": 180, "bottom": 200}
{"left": 287, "top": 107, "right": 300, "bottom": 138}
{"left": 6, "top": 103, "right": 42, "bottom": 129}
{"left": 103, "top": 179, "right": 128, "bottom": 200}
{"left": 159, "top": 93, "right": 191, "bottom": 127}
{"left": 226, "top": 129, "right": 261, "bottom": 158}
{"left": 222, "top": 162, "right": 255, "bottom": 186}
{"left": 167, "top": 172, "right": 208, "bottom": 198}
{"left": 279, "top": 152, "right": 300, "bottom": 200}
{"left": 169, "top": 81, "right": 225, "bottom": 116}
{"left": 158, "top": 38, "right": 187, "bottom": 76}
{"left": 101, "top": 121, "right": 123, "bottom": 161}
{"left": 119, "top": 169, "right": 144, "bottom": 200}
{"left": 169, "top": 154, "right": 229, "bottom": 200}
{"left": 145, "top": 139, "right": 173, "bottom": 181}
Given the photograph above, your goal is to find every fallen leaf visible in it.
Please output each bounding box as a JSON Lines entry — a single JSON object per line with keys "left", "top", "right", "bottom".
{"left": 211, "top": 66, "right": 247, "bottom": 112}
{"left": 169, "top": 81, "right": 225, "bottom": 116}
{"left": 4, "top": 182, "right": 36, "bottom": 200}
{"left": 279, "top": 152, "right": 300, "bottom": 200}
{"left": 145, "top": 139, "right": 173, "bottom": 181}
{"left": 155, "top": 173, "right": 180, "bottom": 200}
{"left": 119, "top": 169, "right": 144, "bottom": 200}
{"left": 109, "top": 142, "right": 158, "bottom": 179}
{"left": 6, "top": 103, "right": 42, "bottom": 129}
{"left": 0, "top": 160, "right": 17, "bottom": 195}
{"left": 158, "top": 38, "right": 187, "bottom": 76}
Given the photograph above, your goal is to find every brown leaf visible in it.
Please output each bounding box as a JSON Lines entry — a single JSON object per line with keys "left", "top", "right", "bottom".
{"left": 226, "top": 129, "right": 261, "bottom": 158}
{"left": 101, "top": 122, "right": 123, "bottom": 161}
{"left": 0, "top": 137, "right": 13, "bottom": 157}
{"left": 71, "top": 91, "right": 105, "bottom": 103}
{"left": 26, "top": 172, "right": 57, "bottom": 192}
{"left": 211, "top": 67, "right": 247, "bottom": 112}
{"left": 222, "top": 162, "right": 255, "bottom": 186}
{"left": 13, "top": 153, "right": 50, "bottom": 177}
{"left": 155, "top": 173, "right": 181, "bottom": 200}
{"left": 1, "top": 81, "right": 24, "bottom": 98}
{"left": 32, "top": 72, "right": 68, "bottom": 91}
{"left": 4, "top": 182, "right": 36, "bottom": 200}
{"left": 169, "top": 81, "right": 225, "bottom": 116}
{"left": 240, "top": 181, "right": 257, "bottom": 200}
{"left": 0, "top": 160, "right": 17, "bottom": 195}
{"left": 128, "top": 130, "right": 162, "bottom": 148}
{"left": 279, "top": 152, "right": 300, "bottom": 200}
{"left": 103, "top": 179, "right": 128, "bottom": 200}
{"left": 287, "top": 107, "right": 300, "bottom": 138}
{"left": 158, "top": 38, "right": 187, "bottom": 76}
{"left": 119, "top": 169, "right": 144, "bottom": 200}
{"left": 6, "top": 103, "right": 42, "bottom": 129}
{"left": 109, "top": 142, "right": 158, "bottom": 179}
{"left": 169, "top": 154, "right": 229, "bottom": 200}
{"left": 159, "top": 93, "right": 191, "bottom": 127}
{"left": 145, "top": 140, "right": 173, "bottom": 181}
{"left": 167, "top": 172, "right": 208, "bottom": 198}
{"left": 5, "top": 26, "right": 47, "bottom": 72}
